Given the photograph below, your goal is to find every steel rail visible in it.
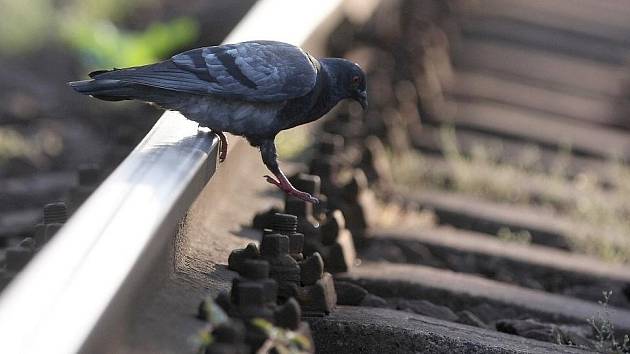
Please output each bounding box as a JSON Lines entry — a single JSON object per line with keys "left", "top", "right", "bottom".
{"left": 0, "top": 1, "right": 347, "bottom": 353}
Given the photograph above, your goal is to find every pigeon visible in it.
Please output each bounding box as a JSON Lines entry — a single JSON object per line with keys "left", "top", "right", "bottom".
{"left": 69, "top": 40, "right": 367, "bottom": 203}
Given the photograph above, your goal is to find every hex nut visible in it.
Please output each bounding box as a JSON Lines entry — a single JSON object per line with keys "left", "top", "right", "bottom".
{"left": 261, "top": 234, "right": 290, "bottom": 257}
{"left": 242, "top": 259, "right": 270, "bottom": 280}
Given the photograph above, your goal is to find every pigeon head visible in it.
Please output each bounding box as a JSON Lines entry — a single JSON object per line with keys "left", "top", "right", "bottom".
{"left": 320, "top": 58, "right": 368, "bottom": 110}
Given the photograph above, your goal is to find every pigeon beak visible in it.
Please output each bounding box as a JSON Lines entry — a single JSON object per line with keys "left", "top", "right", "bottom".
{"left": 356, "top": 91, "right": 368, "bottom": 111}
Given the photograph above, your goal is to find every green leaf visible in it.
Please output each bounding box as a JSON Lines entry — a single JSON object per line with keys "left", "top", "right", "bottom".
{"left": 252, "top": 318, "right": 274, "bottom": 332}
{"left": 203, "top": 298, "right": 229, "bottom": 326}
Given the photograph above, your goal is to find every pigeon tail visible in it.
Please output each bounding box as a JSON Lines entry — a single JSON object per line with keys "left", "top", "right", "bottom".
{"left": 68, "top": 79, "right": 134, "bottom": 101}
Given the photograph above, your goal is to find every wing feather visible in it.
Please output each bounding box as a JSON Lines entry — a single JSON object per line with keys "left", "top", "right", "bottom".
{"left": 92, "top": 41, "right": 318, "bottom": 102}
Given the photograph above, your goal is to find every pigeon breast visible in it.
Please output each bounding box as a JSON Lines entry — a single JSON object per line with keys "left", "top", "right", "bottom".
{"left": 177, "top": 94, "right": 287, "bottom": 136}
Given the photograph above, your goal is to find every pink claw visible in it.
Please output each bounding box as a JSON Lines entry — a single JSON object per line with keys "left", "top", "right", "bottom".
{"left": 263, "top": 174, "right": 319, "bottom": 204}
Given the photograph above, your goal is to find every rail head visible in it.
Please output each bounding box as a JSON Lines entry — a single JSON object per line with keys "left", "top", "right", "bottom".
{"left": 0, "top": 112, "right": 218, "bottom": 353}
{"left": 0, "top": 0, "right": 351, "bottom": 353}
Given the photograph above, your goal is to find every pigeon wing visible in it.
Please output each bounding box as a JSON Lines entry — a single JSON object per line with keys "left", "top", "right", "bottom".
{"left": 92, "top": 41, "right": 319, "bottom": 102}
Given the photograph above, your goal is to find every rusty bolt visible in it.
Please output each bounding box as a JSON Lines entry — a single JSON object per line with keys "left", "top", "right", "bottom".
{"left": 43, "top": 202, "right": 67, "bottom": 225}
{"left": 271, "top": 213, "right": 298, "bottom": 234}
{"left": 242, "top": 259, "right": 269, "bottom": 280}
{"left": 260, "top": 233, "right": 290, "bottom": 257}
{"left": 236, "top": 282, "right": 266, "bottom": 307}
{"left": 288, "top": 232, "right": 304, "bottom": 257}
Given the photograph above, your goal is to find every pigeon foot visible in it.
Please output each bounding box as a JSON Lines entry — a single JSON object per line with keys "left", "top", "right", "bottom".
{"left": 264, "top": 174, "right": 319, "bottom": 204}
{"left": 212, "top": 131, "right": 228, "bottom": 162}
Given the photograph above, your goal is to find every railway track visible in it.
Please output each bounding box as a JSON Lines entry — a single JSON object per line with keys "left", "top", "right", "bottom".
{"left": 2, "top": 0, "right": 630, "bottom": 353}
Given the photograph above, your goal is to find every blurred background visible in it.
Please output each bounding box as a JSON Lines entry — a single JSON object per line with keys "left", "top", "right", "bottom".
{"left": 0, "top": 0, "right": 255, "bottom": 241}
{"left": 2, "top": 0, "right": 630, "bottom": 351}
{"left": 3, "top": 0, "right": 630, "bottom": 275}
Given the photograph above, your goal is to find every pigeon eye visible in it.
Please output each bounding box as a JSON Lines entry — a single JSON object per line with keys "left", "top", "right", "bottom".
{"left": 351, "top": 76, "right": 360, "bottom": 89}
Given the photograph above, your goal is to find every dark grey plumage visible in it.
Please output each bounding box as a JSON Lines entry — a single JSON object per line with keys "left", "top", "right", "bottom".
{"left": 69, "top": 40, "right": 368, "bottom": 203}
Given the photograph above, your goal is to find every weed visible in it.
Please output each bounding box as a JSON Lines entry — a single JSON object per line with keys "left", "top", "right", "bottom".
{"left": 192, "top": 297, "right": 229, "bottom": 353}
{"left": 252, "top": 318, "right": 312, "bottom": 354}
{"left": 193, "top": 297, "right": 312, "bottom": 354}
{"left": 587, "top": 291, "right": 630, "bottom": 354}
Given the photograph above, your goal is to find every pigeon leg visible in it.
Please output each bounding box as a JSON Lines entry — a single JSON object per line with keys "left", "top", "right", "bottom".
{"left": 260, "top": 139, "right": 319, "bottom": 204}
{"left": 211, "top": 130, "right": 228, "bottom": 162}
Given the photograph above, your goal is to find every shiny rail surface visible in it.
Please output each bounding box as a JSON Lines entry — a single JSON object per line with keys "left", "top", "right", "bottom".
{"left": 0, "top": 1, "right": 346, "bottom": 353}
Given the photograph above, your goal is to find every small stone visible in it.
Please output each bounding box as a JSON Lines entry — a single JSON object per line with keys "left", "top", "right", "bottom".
{"left": 359, "top": 293, "right": 388, "bottom": 308}
{"left": 496, "top": 318, "right": 557, "bottom": 342}
{"left": 397, "top": 300, "right": 458, "bottom": 322}
{"left": 456, "top": 310, "right": 490, "bottom": 329}
{"left": 334, "top": 281, "right": 368, "bottom": 306}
